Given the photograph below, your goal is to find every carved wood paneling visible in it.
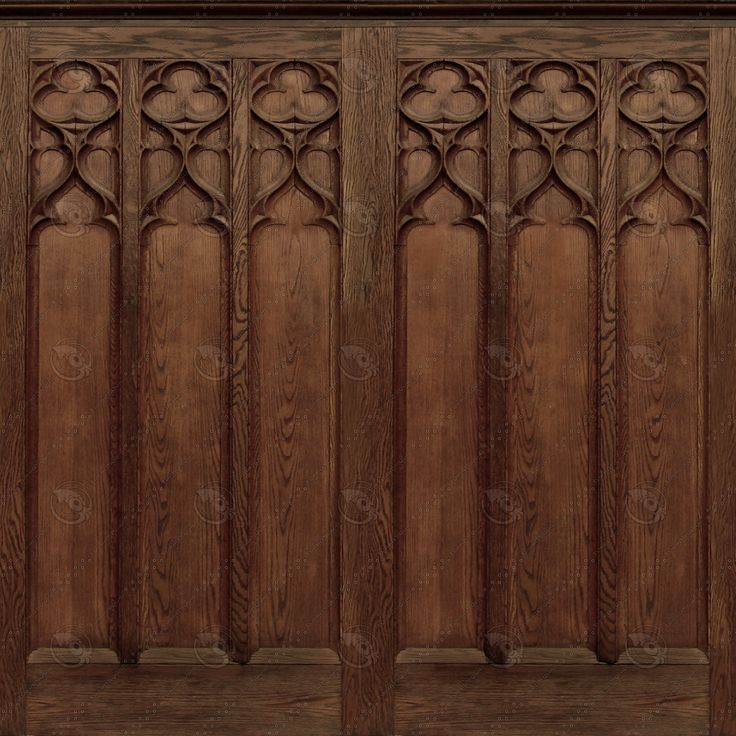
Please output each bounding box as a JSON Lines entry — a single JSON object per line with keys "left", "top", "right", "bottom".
{"left": 617, "top": 59, "right": 708, "bottom": 658}
{"left": 506, "top": 59, "right": 598, "bottom": 652}
{"left": 138, "top": 59, "right": 231, "bottom": 652}
{"left": 248, "top": 59, "right": 340, "bottom": 654}
{"left": 397, "top": 60, "right": 488, "bottom": 651}
{"left": 28, "top": 59, "right": 121, "bottom": 654}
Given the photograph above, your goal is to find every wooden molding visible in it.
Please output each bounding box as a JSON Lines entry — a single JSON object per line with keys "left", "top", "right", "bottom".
{"left": 4, "top": 0, "right": 736, "bottom": 18}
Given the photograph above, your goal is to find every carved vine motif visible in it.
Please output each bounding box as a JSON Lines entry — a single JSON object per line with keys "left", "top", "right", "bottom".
{"left": 508, "top": 60, "right": 598, "bottom": 235}
{"left": 398, "top": 60, "right": 488, "bottom": 245}
{"left": 618, "top": 60, "right": 708, "bottom": 244}
{"left": 29, "top": 60, "right": 121, "bottom": 246}
{"left": 250, "top": 60, "right": 340, "bottom": 244}
{"left": 141, "top": 60, "right": 230, "bottom": 240}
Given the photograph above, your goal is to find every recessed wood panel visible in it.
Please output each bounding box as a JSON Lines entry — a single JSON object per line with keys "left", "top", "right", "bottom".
{"left": 29, "top": 59, "right": 121, "bottom": 654}
{"left": 397, "top": 60, "right": 488, "bottom": 651}
{"left": 138, "top": 60, "right": 230, "bottom": 651}
{"left": 507, "top": 60, "right": 598, "bottom": 651}
{"left": 248, "top": 60, "right": 340, "bottom": 652}
{"left": 618, "top": 59, "right": 708, "bottom": 654}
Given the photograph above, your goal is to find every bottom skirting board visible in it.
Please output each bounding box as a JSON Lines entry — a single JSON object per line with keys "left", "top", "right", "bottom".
{"left": 26, "top": 664, "right": 341, "bottom": 735}
{"left": 395, "top": 664, "right": 708, "bottom": 736}
{"left": 26, "top": 662, "right": 707, "bottom": 735}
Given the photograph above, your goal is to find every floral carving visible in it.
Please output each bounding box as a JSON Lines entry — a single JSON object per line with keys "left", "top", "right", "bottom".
{"left": 250, "top": 60, "right": 340, "bottom": 244}
{"left": 398, "top": 60, "right": 488, "bottom": 244}
{"left": 29, "top": 60, "right": 121, "bottom": 245}
{"left": 508, "top": 60, "right": 598, "bottom": 235}
{"left": 141, "top": 60, "right": 230, "bottom": 240}
{"left": 618, "top": 60, "right": 708, "bottom": 244}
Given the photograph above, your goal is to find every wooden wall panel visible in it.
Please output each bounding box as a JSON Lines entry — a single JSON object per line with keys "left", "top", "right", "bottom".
{"left": 0, "top": 26, "right": 28, "bottom": 736}
{"left": 28, "top": 59, "right": 121, "bottom": 655}
{"left": 710, "top": 27, "right": 736, "bottom": 736}
{"left": 397, "top": 60, "right": 488, "bottom": 652}
{"left": 27, "top": 664, "right": 342, "bottom": 736}
{"left": 248, "top": 60, "right": 339, "bottom": 654}
{"left": 617, "top": 59, "right": 708, "bottom": 657}
{"left": 506, "top": 60, "right": 598, "bottom": 653}
{"left": 138, "top": 60, "right": 230, "bottom": 652}
{"left": 340, "top": 26, "right": 396, "bottom": 736}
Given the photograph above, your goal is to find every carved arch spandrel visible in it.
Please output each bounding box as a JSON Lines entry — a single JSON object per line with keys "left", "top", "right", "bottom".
{"left": 249, "top": 59, "right": 340, "bottom": 245}
{"left": 30, "top": 60, "right": 121, "bottom": 246}
{"left": 618, "top": 59, "right": 708, "bottom": 245}
{"left": 398, "top": 59, "right": 489, "bottom": 245}
{"left": 509, "top": 59, "right": 599, "bottom": 238}
{"left": 140, "top": 60, "right": 230, "bottom": 241}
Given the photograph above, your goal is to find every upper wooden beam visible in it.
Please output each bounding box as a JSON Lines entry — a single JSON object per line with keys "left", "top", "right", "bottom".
{"left": 6, "top": 0, "right": 736, "bottom": 19}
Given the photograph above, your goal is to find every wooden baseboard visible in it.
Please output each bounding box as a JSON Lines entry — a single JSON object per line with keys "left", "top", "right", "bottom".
{"left": 27, "top": 664, "right": 341, "bottom": 735}
{"left": 395, "top": 664, "right": 708, "bottom": 735}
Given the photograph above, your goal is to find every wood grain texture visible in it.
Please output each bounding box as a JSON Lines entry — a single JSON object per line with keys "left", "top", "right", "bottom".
{"left": 9, "top": 0, "right": 736, "bottom": 19}
{"left": 710, "top": 27, "right": 736, "bottom": 736}
{"left": 397, "top": 59, "right": 488, "bottom": 652}
{"left": 617, "top": 59, "right": 708, "bottom": 655}
{"left": 119, "top": 58, "right": 141, "bottom": 664}
{"left": 138, "top": 60, "right": 230, "bottom": 651}
{"left": 229, "top": 58, "right": 249, "bottom": 664}
{"left": 395, "top": 664, "right": 708, "bottom": 735}
{"left": 598, "top": 57, "right": 620, "bottom": 664}
{"left": 30, "top": 26, "right": 342, "bottom": 58}
{"left": 29, "top": 59, "right": 121, "bottom": 655}
{"left": 507, "top": 60, "right": 598, "bottom": 651}
{"left": 398, "top": 26, "right": 708, "bottom": 59}
{"left": 26, "top": 664, "right": 341, "bottom": 735}
{"left": 340, "top": 26, "right": 396, "bottom": 736}
{"left": 485, "top": 57, "right": 512, "bottom": 665}
{"left": 248, "top": 59, "right": 339, "bottom": 653}
{"left": 0, "top": 26, "right": 27, "bottom": 736}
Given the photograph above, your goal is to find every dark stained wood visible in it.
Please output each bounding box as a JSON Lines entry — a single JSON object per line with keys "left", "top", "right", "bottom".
{"left": 597, "top": 57, "right": 620, "bottom": 664}
{"left": 0, "top": 26, "right": 27, "bottom": 736}
{"left": 229, "top": 58, "right": 249, "bottom": 664}
{"left": 617, "top": 58, "right": 708, "bottom": 654}
{"left": 397, "top": 59, "right": 488, "bottom": 652}
{"left": 398, "top": 27, "right": 708, "bottom": 59}
{"left": 9, "top": 0, "right": 736, "bottom": 19}
{"left": 248, "top": 59, "right": 339, "bottom": 653}
{"left": 395, "top": 664, "right": 708, "bottom": 735}
{"left": 485, "top": 57, "right": 512, "bottom": 665}
{"left": 119, "top": 57, "right": 141, "bottom": 664}
{"left": 29, "top": 59, "right": 121, "bottom": 655}
{"left": 30, "top": 26, "right": 342, "bottom": 59}
{"left": 138, "top": 60, "right": 230, "bottom": 650}
{"left": 26, "top": 664, "right": 341, "bottom": 735}
{"left": 340, "top": 26, "right": 396, "bottom": 736}
{"left": 710, "top": 27, "right": 736, "bottom": 736}
{"left": 507, "top": 60, "right": 598, "bottom": 652}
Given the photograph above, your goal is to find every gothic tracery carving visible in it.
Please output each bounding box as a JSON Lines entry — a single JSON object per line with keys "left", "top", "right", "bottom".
{"left": 250, "top": 60, "right": 340, "bottom": 244}
{"left": 30, "top": 60, "right": 121, "bottom": 245}
{"left": 398, "top": 60, "right": 489, "bottom": 245}
{"left": 509, "top": 60, "right": 598, "bottom": 235}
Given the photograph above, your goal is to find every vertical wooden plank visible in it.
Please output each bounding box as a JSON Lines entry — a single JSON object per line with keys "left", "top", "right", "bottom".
{"left": 230, "top": 58, "right": 249, "bottom": 664}
{"left": 396, "top": 59, "right": 488, "bottom": 653}
{"left": 710, "top": 28, "right": 736, "bottom": 736}
{"left": 598, "top": 58, "right": 619, "bottom": 664}
{"left": 29, "top": 59, "right": 121, "bottom": 657}
{"left": 507, "top": 60, "right": 598, "bottom": 653}
{"left": 485, "top": 57, "right": 512, "bottom": 664}
{"left": 138, "top": 60, "right": 230, "bottom": 652}
{"left": 0, "top": 26, "right": 27, "bottom": 736}
{"left": 341, "top": 26, "right": 396, "bottom": 736}
{"left": 618, "top": 58, "right": 707, "bottom": 658}
{"left": 119, "top": 58, "right": 140, "bottom": 664}
{"left": 248, "top": 59, "right": 339, "bottom": 655}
